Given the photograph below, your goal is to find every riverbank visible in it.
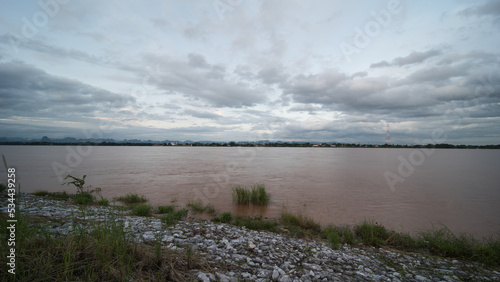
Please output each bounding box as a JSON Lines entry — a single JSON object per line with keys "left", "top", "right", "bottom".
{"left": 1, "top": 193, "right": 500, "bottom": 281}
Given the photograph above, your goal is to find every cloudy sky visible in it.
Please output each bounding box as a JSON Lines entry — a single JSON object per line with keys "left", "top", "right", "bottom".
{"left": 1, "top": 0, "right": 499, "bottom": 144}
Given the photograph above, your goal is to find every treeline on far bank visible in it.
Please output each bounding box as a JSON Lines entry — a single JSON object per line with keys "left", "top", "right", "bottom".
{"left": 0, "top": 141, "right": 499, "bottom": 149}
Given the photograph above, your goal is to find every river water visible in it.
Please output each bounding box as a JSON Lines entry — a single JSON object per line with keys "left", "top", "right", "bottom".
{"left": 1, "top": 145, "right": 499, "bottom": 238}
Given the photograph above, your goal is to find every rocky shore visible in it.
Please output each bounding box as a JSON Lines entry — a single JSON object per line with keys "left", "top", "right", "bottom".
{"left": 2, "top": 193, "right": 500, "bottom": 281}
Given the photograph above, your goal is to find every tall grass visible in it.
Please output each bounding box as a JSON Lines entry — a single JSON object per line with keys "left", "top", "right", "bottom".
{"left": 0, "top": 210, "right": 209, "bottom": 281}
{"left": 232, "top": 184, "right": 270, "bottom": 206}
{"left": 250, "top": 184, "right": 270, "bottom": 206}
{"left": 132, "top": 204, "right": 152, "bottom": 216}
{"left": 116, "top": 193, "right": 147, "bottom": 205}
{"left": 232, "top": 185, "right": 251, "bottom": 204}
{"left": 281, "top": 211, "right": 321, "bottom": 238}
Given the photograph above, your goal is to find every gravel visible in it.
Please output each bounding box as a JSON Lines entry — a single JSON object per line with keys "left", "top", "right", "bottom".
{"left": 2, "top": 193, "right": 499, "bottom": 281}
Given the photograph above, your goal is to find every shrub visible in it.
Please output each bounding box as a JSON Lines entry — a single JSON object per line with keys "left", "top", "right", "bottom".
{"left": 116, "top": 193, "right": 148, "bottom": 204}
{"left": 132, "top": 204, "right": 152, "bottom": 217}
{"left": 157, "top": 205, "right": 175, "bottom": 214}
{"left": 218, "top": 212, "right": 233, "bottom": 223}
{"left": 281, "top": 211, "right": 321, "bottom": 237}
{"left": 161, "top": 209, "right": 188, "bottom": 225}
{"left": 72, "top": 192, "right": 94, "bottom": 205}
{"left": 96, "top": 198, "right": 109, "bottom": 206}
{"left": 355, "top": 220, "right": 390, "bottom": 247}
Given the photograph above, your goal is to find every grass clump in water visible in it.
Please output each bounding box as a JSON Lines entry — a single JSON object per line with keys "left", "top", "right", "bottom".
{"left": 232, "top": 185, "right": 251, "bottom": 204}
{"left": 250, "top": 184, "right": 270, "bottom": 205}
{"left": 132, "top": 204, "right": 152, "bottom": 217}
{"left": 187, "top": 201, "right": 216, "bottom": 215}
{"left": 116, "top": 193, "right": 148, "bottom": 205}
{"left": 187, "top": 200, "right": 205, "bottom": 213}
{"left": 232, "top": 184, "right": 270, "bottom": 206}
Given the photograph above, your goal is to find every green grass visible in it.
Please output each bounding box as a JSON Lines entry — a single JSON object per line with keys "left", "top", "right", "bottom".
{"left": 204, "top": 204, "right": 216, "bottom": 215}
{"left": 212, "top": 211, "right": 233, "bottom": 223}
{"left": 72, "top": 192, "right": 94, "bottom": 205}
{"left": 232, "top": 185, "right": 251, "bottom": 204}
{"left": 187, "top": 201, "right": 205, "bottom": 213}
{"left": 0, "top": 212, "right": 209, "bottom": 281}
{"left": 132, "top": 204, "right": 152, "bottom": 217}
{"left": 116, "top": 193, "right": 148, "bottom": 204}
{"left": 31, "top": 190, "right": 72, "bottom": 201}
{"left": 250, "top": 184, "right": 270, "bottom": 205}
{"left": 187, "top": 201, "right": 217, "bottom": 215}
{"left": 0, "top": 183, "right": 7, "bottom": 193}
{"left": 233, "top": 215, "right": 278, "bottom": 232}
{"left": 322, "top": 225, "right": 356, "bottom": 249}
{"left": 281, "top": 211, "right": 321, "bottom": 238}
{"left": 219, "top": 212, "right": 233, "bottom": 223}
{"left": 161, "top": 209, "right": 188, "bottom": 225}
{"left": 232, "top": 184, "right": 270, "bottom": 206}
{"left": 416, "top": 227, "right": 500, "bottom": 265}
{"left": 96, "top": 198, "right": 109, "bottom": 206}
{"left": 157, "top": 205, "right": 175, "bottom": 214}
{"left": 354, "top": 220, "right": 391, "bottom": 247}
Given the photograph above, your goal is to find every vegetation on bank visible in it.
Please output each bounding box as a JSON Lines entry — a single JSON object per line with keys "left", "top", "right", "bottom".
{"left": 0, "top": 208, "right": 208, "bottom": 281}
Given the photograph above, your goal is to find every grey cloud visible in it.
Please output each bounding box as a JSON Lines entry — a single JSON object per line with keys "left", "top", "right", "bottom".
{"left": 370, "top": 60, "right": 391, "bottom": 68}
{"left": 288, "top": 104, "right": 322, "bottom": 113}
{"left": 0, "top": 61, "right": 136, "bottom": 119}
{"left": 184, "top": 109, "right": 222, "bottom": 120}
{"left": 188, "top": 53, "right": 209, "bottom": 68}
{"left": 459, "top": 0, "right": 500, "bottom": 17}
{"left": 392, "top": 49, "right": 442, "bottom": 66}
{"left": 281, "top": 50, "right": 500, "bottom": 121}
{"left": 140, "top": 54, "right": 266, "bottom": 107}
{"left": 257, "top": 66, "right": 289, "bottom": 85}
{"left": 370, "top": 49, "right": 442, "bottom": 68}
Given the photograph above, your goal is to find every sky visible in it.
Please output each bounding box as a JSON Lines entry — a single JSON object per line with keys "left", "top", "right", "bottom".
{"left": 0, "top": 0, "right": 499, "bottom": 144}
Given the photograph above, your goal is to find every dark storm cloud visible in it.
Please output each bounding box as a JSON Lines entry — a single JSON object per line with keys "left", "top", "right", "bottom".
{"left": 0, "top": 61, "right": 136, "bottom": 119}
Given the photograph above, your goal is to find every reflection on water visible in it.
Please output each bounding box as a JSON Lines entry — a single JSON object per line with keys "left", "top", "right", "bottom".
{"left": 1, "top": 146, "right": 499, "bottom": 238}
